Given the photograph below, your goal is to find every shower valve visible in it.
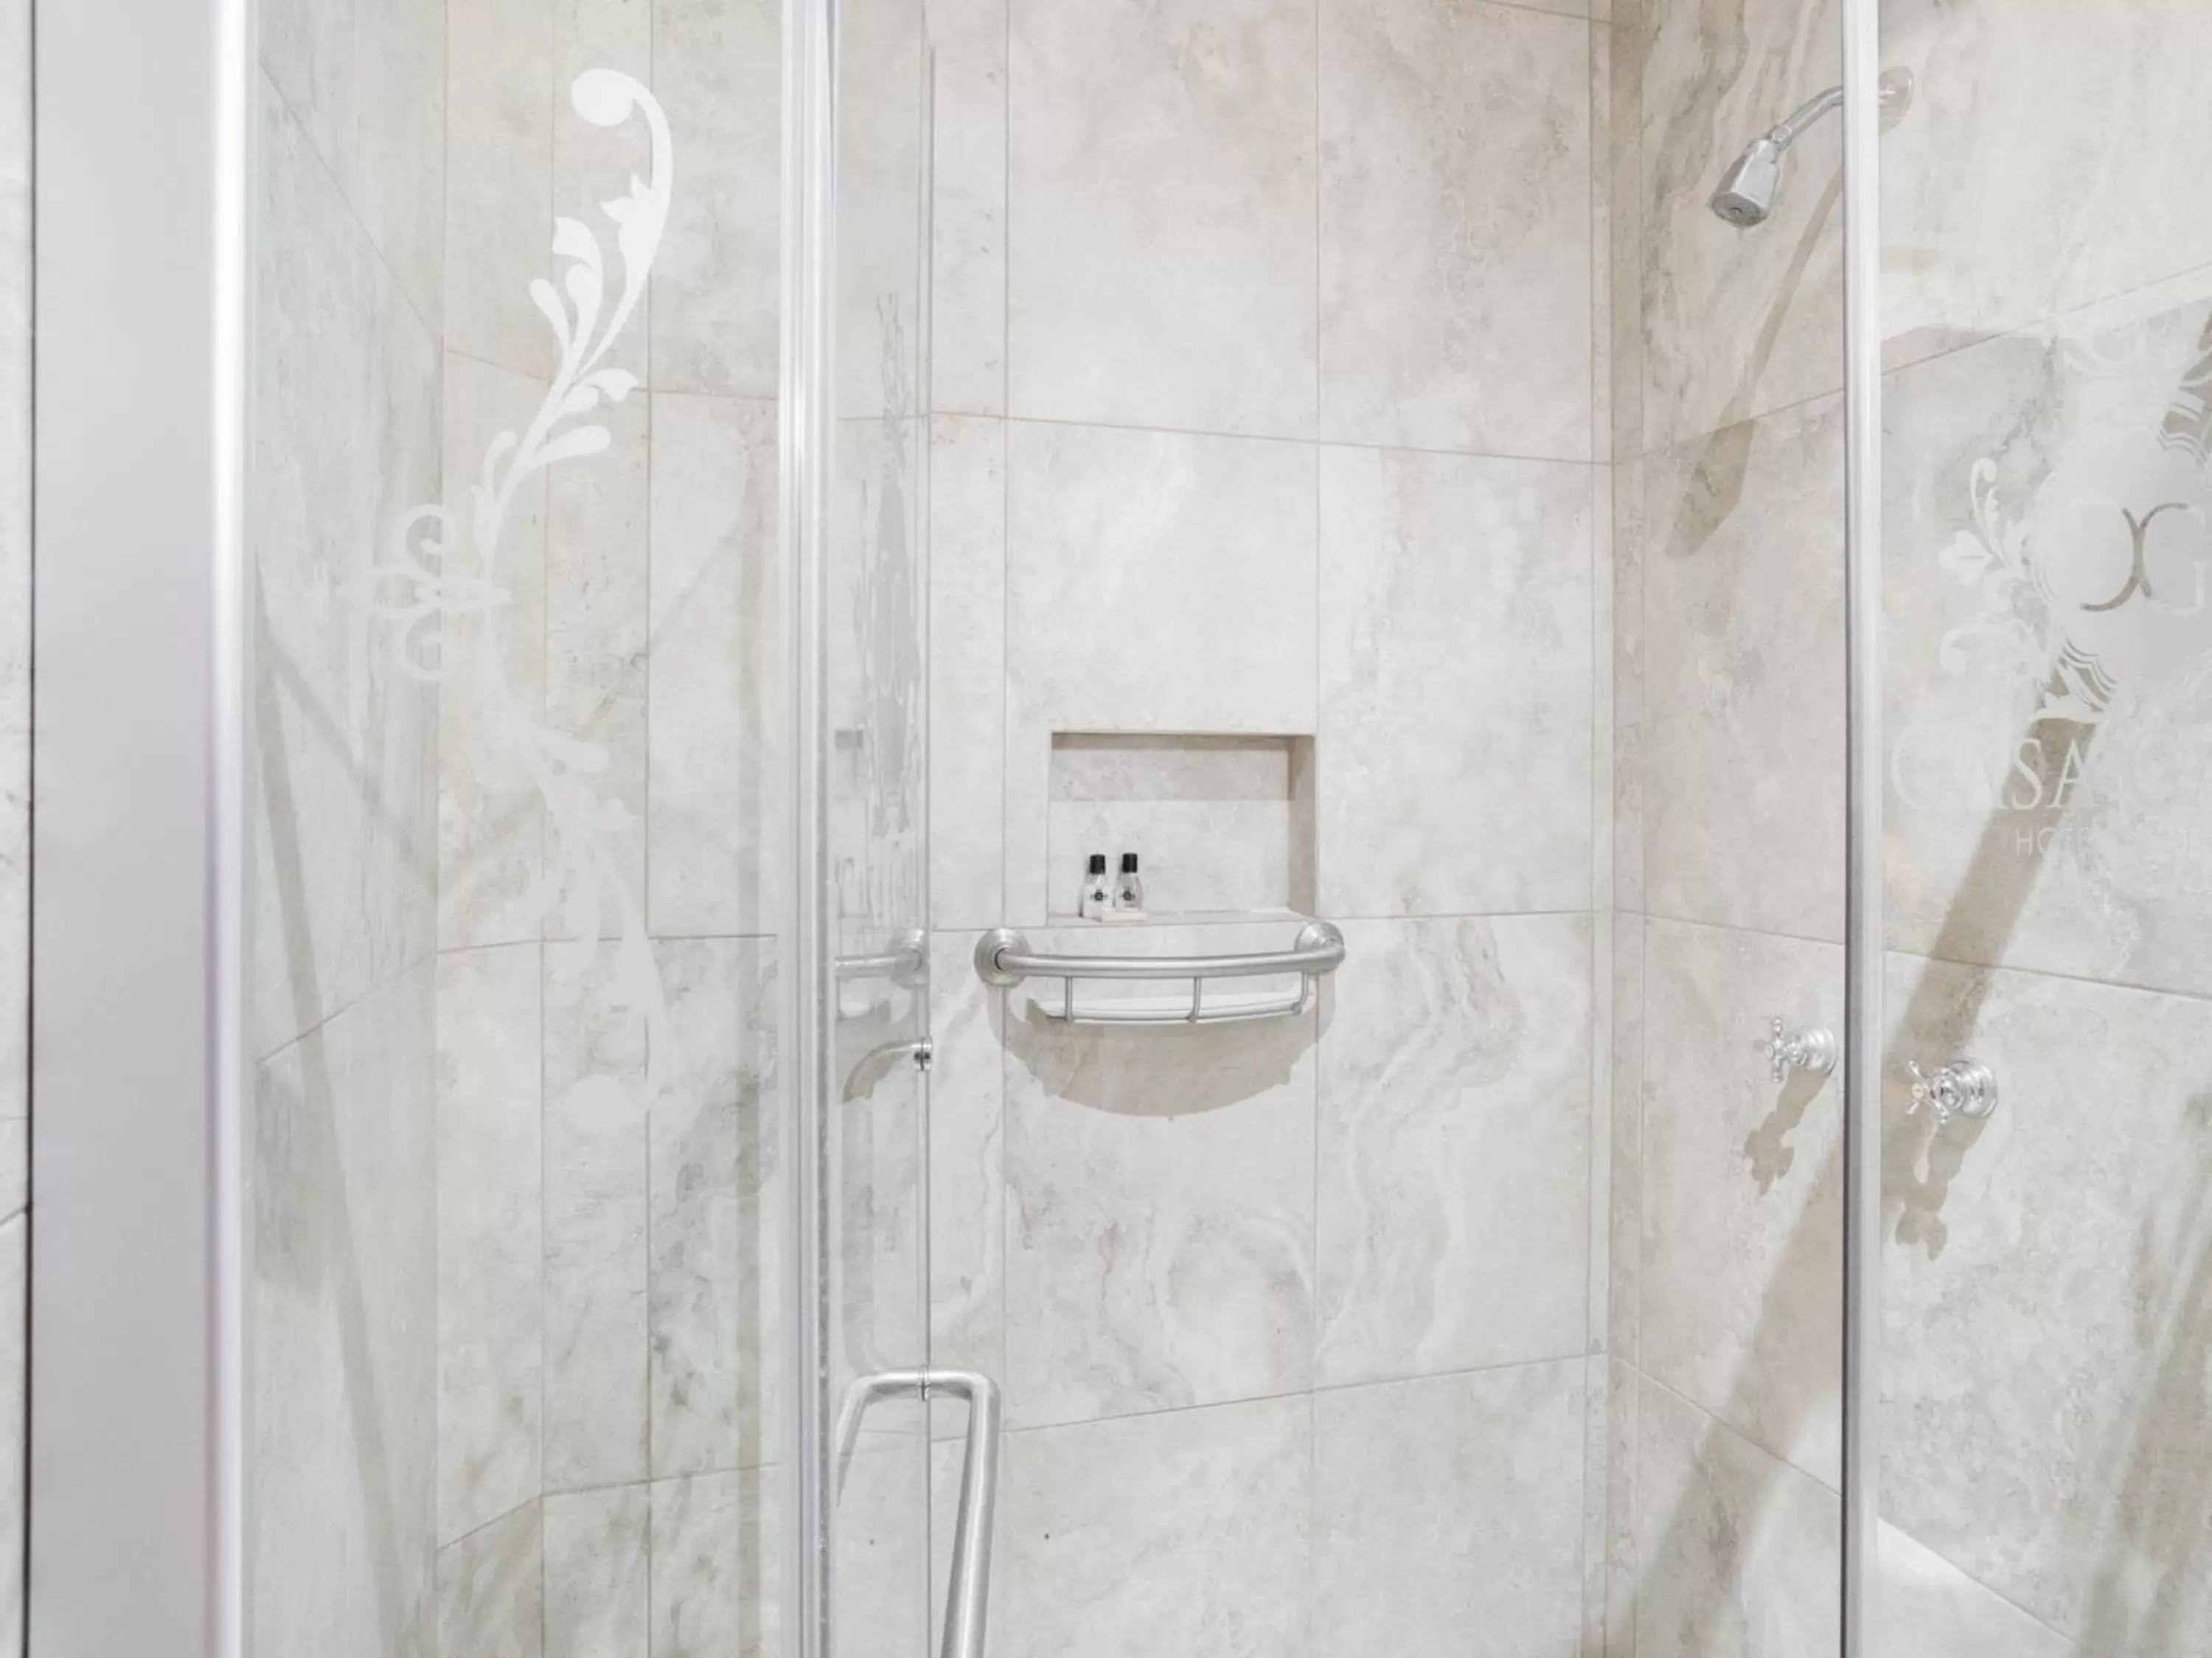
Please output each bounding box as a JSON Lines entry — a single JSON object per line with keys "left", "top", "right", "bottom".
{"left": 1905, "top": 1058, "right": 1998, "bottom": 1129}
{"left": 1759, "top": 1018, "right": 1837, "bottom": 1083}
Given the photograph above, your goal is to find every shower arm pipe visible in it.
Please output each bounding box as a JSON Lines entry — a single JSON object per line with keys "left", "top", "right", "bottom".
{"left": 1764, "top": 69, "right": 1910, "bottom": 154}
{"left": 1765, "top": 84, "right": 1846, "bottom": 150}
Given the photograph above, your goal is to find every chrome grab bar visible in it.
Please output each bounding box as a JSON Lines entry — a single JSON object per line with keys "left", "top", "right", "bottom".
{"left": 833, "top": 1369, "right": 1001, "bottom": 1658}
{"left": 973, "top": 920, "right": 1346, "bottom": 986}
{"left": 972, "top": 920, "right": 1344, "bottom": 1027}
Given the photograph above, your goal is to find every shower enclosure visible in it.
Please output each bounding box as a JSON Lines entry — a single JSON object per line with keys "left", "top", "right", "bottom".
{"left": 21, "top": 0, "right": 2212, "bottom": 1654}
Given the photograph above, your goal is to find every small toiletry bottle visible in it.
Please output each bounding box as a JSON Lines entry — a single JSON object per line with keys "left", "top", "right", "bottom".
{"left": 1079, "top": 853, "right": 1113, "bottom": 920}
{"left": 1114, "top": 853, "right": 1146, "bottom": 919}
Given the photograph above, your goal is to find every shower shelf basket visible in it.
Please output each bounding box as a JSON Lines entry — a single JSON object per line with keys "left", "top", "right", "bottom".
{"left": 972, "top": 921, "right": 1345, "bottom": 1027}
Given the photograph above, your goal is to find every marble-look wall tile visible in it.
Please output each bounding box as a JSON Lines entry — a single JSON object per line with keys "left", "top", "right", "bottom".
{"left": 1608, "top": 4, "right": 1646, "bottom": 469}
{"left": 438, "top": 353, "right": 552, "bottom": 951}
{"left": 650, "top": 938, "right": 780, "bottom": 1477}
{"left": 1587, "top": 907, "right": 1616, "bottom": 1357}
{"left": 254, "top": 82, "right": 442, "bottom": 1055}
{"left": 556, "top": 0, "right": 652, "bottom": 260}
{"left": 1315, "top": 1362, "right": 1587, "bottom": 1658}
{"left": 1641, "top": 393, "right": 1844, "bottom": 943}
{"left": 1320, "top": 0, "right": 1593, "bottom": 460}
{"left": 446, "top": 0, "right": 555, "bottom": 377}
{"left": 928, "top": 417, "right": 1006, "bottom": 931}
{"left": 1590, "top": 29, "right": 1614, "bottom": 468}
{"left": 928, "top": 932, "right": 1004, "bottom": 1402}
{"left": 829, "top": 974, "right": 930, "bottom": 1400}
{"left": 1635, "top": 0, "right": 1841, "bottom": 450}
{"left": 646, "top": 393, "right": 781, "bottom": 937}
{"left": 1607, "top": 913, "right": 1644, "bottom": 1365}
{"left": 928, "top": 0, "right": 1007, "bottom": 414}
{"left": 1001, "top": 421, "right": 1321, "bottom": 727}
{"left": 1612, "top": 454, "right": 1646, "bottom": 913}
{"left": 1317, "top": 445, "right": 1593, "bottom": 920}
{"left": 835, "top": 0, "right": 931, "bottom": 423}
{"left": 546, "top": 1484, "right": 650, "bottom": 1658}
{"left": 254, "top": 965, "right": 439, "bottom": 1658}
{"left": 437, "top": 1499, "right": 544, "bottom": 1658}
{"left": 1882, "top": 295, "right": 2212, "bottom": 998}
{"left": 831, "top": 1442, "right": 933, "bottom": 1658}
{"left": 261, "top": 0, "right": 446, "bottom": 327}
{"left": 1638, "top": 918, "right": 1841, "bottom": 1488}
{"left": 651, "top": 0, "right": 782, "bottom": 398}
{"left": 1602, "top": 1357, "right": 1640, "bottom": 1658}
{"left": 995, "top": 1396, "right": 1312, "bottom": 1658}
{"left": 545, "top": 355, "right": 650, "bottom": 937}
{"left": 1874, "top": 1523, "right": 2076, "bottom": 1658}
{"left": 1632, "top": 1377, "right": 1840, "bottom": 1658}
{"left": 1581, "top": 1353, "right": 1611, "bottom": 1658}
{"left": 0, "top": 1213, "right": 17, "bottom": 1654}
{"left": 543, "top": 960, "right": 650, "bottom": 1491}
{"left": 438, "top": 944, "right": 545, "bottom": 1543}
{"left": 1591, "top": 463, "right": 1618, "bottom": 918}
{"left": 650, "top": 1468, "right": 781, "bottom": 1658}
{"left": 1008, "top": 0, "right": 1317, "bottom": 438}
{"left": 1315, "top": 915, "right": 1592, "bottom": 1387}
{"left": 827, "top": 410, "right": 931, "bottom": 949}
{"left": 1003, "top": 999, "right": 1315, "bottom": 1427}
{"left": 1880, "top": 952, "right": 2212, "bottom": 1651}
{"left": 1880, "top": 0, "right": 2212, "bottom": 375}
{"left": 1004, "top": 422, "right": 1317, "bottom": 926}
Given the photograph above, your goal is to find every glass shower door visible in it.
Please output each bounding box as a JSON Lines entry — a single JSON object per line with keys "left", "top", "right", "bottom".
{"left": 807, "top": 0, "right": 939, "bottom": 1653}
{"left": 1877, "top": 3, "right": 2212, "bottom": 1649}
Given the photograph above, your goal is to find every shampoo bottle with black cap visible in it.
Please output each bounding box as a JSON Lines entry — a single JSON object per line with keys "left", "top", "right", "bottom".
{"left": 1079, "top": 853, "right": 1113, "bottom": 920}
{"left": 1113, "top": 852, "right": 1146, "bottom": 920}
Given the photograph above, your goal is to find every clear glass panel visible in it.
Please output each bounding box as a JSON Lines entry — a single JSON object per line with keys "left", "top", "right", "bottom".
{"left": 1879, "top": 2, "right": 2212, "bottom": 1651}
{"left": 1607, "top": 0, "right": 1851, "bottom": 1651}
{"left": 825, "top": 0, "right": 934, "bottom": 1649}
{"left": 246, "top": 1, "right": 787, "bottom": 1651}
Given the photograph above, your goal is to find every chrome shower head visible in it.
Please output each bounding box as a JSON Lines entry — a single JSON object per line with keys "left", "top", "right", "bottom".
{"left": 1710, "top": 137, "right": 1785, "bottom": 228}
{"left": 1708, "top": 67, "right": 1913, "bottom": 229}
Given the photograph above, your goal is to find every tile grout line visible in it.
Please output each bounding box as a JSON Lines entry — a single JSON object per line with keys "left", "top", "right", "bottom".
{"left": 964, "top": 405, "right": 1604, "bottom": 470}
{"left": 1002, "top": 1347, "right": 1596, "bottom": 1439}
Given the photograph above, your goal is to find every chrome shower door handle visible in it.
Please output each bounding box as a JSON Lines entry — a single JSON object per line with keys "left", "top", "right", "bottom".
{"left": 833, "top": 1368, "right": 1001, "bottom": 1658}
{"left": 935, "top": 1371, "right": 1001, "bottom": 1658}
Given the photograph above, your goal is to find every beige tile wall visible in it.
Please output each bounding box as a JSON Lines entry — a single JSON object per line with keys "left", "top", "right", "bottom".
{"left": 928, "top": 0, "right": 1615, "bottom": 1651}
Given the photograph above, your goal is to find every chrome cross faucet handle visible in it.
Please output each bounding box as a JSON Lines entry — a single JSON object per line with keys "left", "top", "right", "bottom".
{"left": 1905, "top": 1058, "right": 1998, "bottom": 1128}
{"left": 1759, "top": 1018, "right": 1837, "bottom": 1083}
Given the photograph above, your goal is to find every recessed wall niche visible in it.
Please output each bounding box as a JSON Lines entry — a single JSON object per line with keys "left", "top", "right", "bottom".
{"left": 1044, "top": 732, "right": 1316, "bottom": 920}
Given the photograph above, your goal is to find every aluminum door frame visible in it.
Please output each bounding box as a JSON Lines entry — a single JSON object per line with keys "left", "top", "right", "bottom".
{"left": 29, "top": 0, "right": 251, "bottom": 1652}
